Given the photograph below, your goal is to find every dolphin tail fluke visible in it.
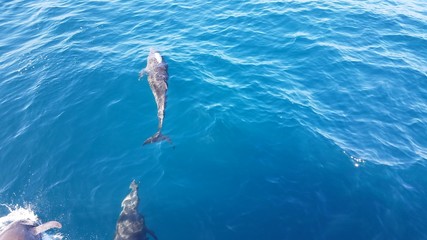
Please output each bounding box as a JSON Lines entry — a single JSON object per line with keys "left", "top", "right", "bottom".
{"left": 143, "top": 131, "right": 172, "bottom": 146}
{"left": 30, "top": 221, "right": 62, "bottom": 235}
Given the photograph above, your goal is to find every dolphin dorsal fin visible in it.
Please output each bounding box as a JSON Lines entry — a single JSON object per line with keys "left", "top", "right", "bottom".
{"left": 30, "top": 221, "right": 62, "bottom": 235}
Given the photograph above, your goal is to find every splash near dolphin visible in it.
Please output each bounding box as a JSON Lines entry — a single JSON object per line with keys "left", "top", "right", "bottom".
{"left": 114, "top": 180, "right": 157, "bottom": 240}
{"left": 139, "top": 48, "right": 171, "bottom": 145}
{"left": 0, "top": 220, "right": 62, "bottom": 240}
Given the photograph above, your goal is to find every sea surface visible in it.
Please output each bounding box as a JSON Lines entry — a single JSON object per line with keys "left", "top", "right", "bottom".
{"left": 1, "top": 0, "right": 427, "bottom": 239}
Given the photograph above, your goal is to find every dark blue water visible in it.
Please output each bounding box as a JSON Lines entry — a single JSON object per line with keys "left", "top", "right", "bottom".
{"left": 1, "top": 0, "right": 427, "bottom": 239}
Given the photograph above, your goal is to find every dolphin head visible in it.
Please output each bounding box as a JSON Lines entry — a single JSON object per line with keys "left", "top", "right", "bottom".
{"left": 148, "top": 48, "right": 163, "bottom": 64}
{"left": 154, "top": 52, "right": 162, "bottom": 63}
{"left": 120, "top": 181, "right": 140, "bottom": 214}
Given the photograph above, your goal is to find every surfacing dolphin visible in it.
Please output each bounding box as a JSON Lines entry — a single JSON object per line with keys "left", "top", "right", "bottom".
{"left": 139, "top": 48, "right": 171, "bottom": 145}
{"left": 114, "top": 180, "right": 157, "bottom": 240}
{"left": 0, "top": 219, "right": 61, "bottom": 240}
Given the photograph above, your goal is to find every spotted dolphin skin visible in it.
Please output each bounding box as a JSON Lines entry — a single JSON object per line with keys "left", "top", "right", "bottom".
{"left": 139, "top": 48, "right": 170, "bottom": 145}
{"left": 114, "top": 180, "right": 157, "bottom": 240}
{"left": 0, "top": 220, "right": 62, "bottom": 240}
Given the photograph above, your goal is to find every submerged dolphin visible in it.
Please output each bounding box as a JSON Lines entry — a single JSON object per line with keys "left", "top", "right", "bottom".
{"left": 114, "top": 180, "right": 157, "bottom": 240}
{"left": 139, "top": 48, "right": 170, "bottom": 145}
{"left": 0, "top": 220, "right": 61, "bottom": 240}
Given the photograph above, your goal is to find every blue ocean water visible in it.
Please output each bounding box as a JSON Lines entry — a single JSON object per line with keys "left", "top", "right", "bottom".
{"left": 1, "top": 0, "right": 427, "bottom": 239}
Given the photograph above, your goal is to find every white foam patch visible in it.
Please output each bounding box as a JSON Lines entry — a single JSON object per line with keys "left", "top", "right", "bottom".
{"left": 0, "top": 204, "right": 63, "bottom": 240}
{"left": 154, "top": 52, "right": 162, "bottom": 63}
{"left": 0, "top": 204, "right": 38, "bottom": 228}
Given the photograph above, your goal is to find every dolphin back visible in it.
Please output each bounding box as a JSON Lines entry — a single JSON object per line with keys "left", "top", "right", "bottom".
{"left": 114, "top": 181, "right": 158, "bottom": 240}
{"left": 141, "top": 49, "right": 172, "bottom": 147}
